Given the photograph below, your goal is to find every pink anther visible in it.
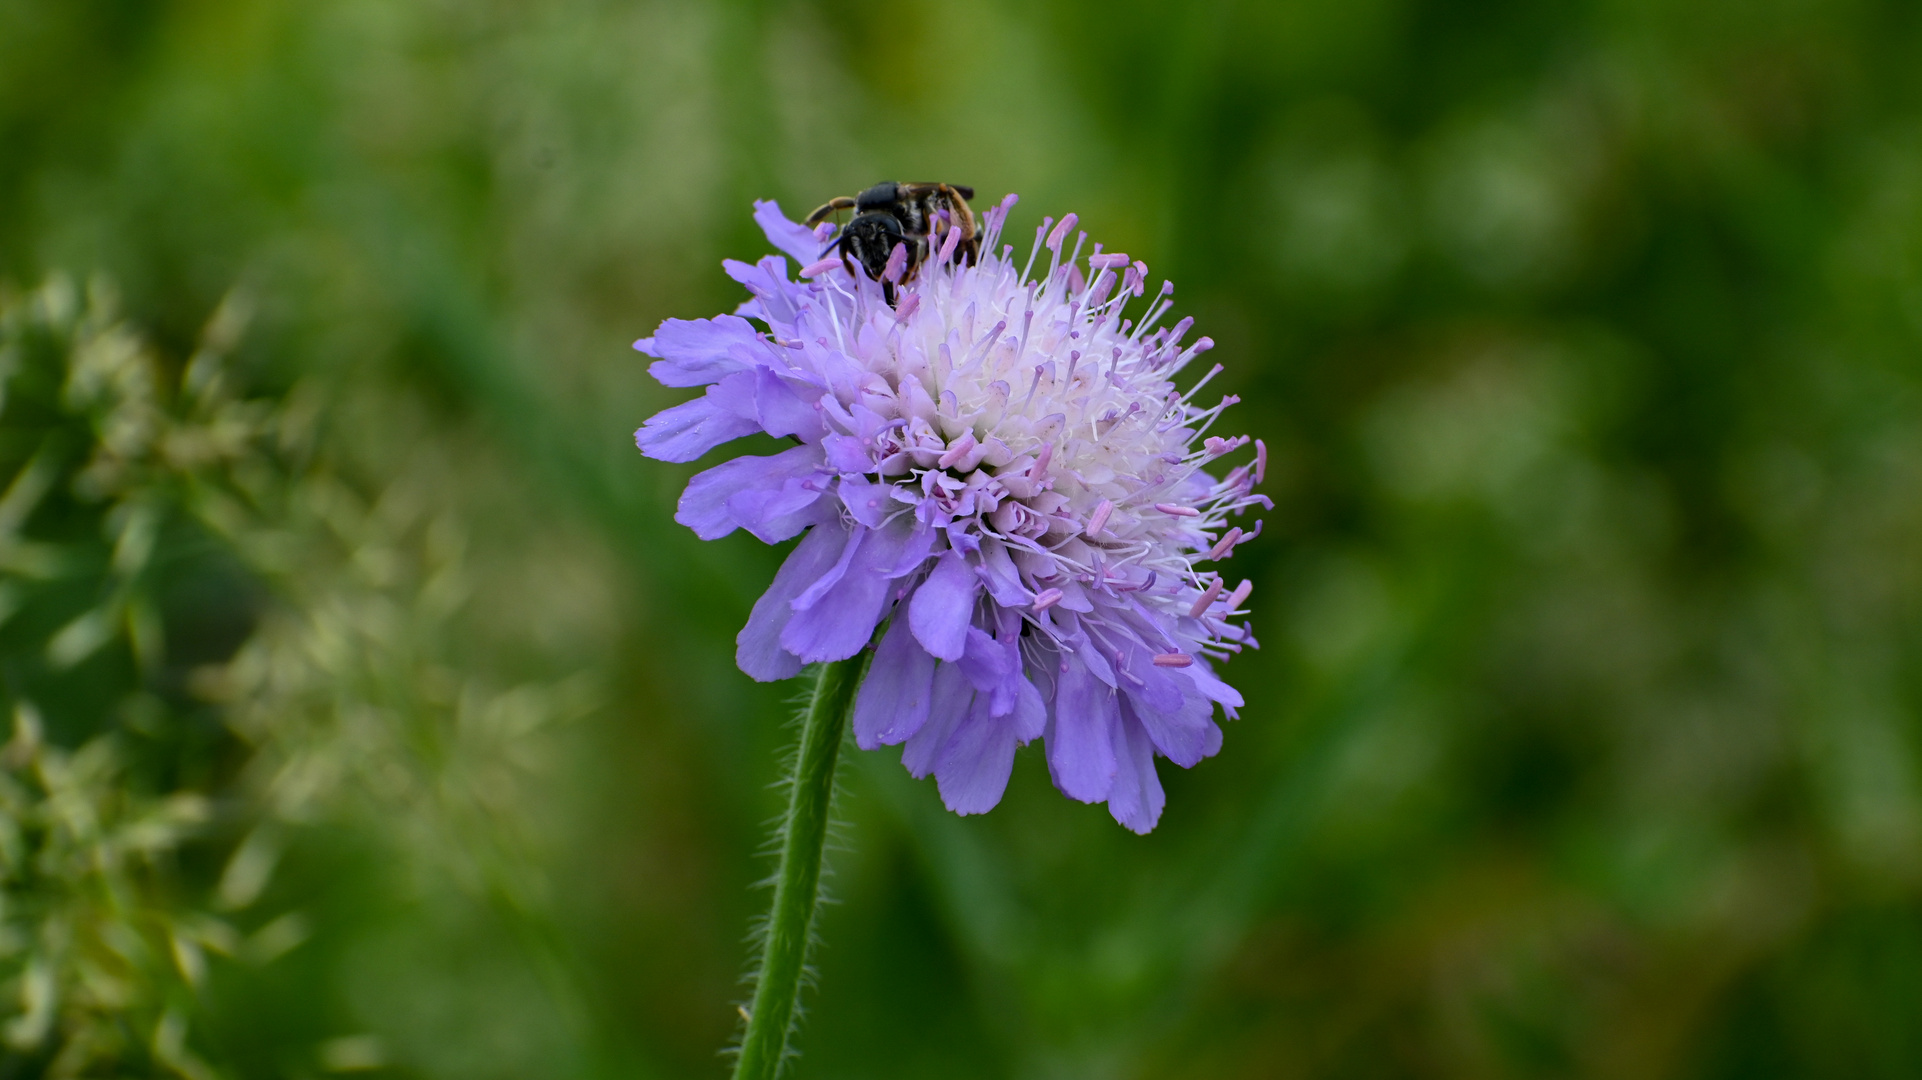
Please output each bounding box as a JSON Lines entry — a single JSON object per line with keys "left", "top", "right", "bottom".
{"left": 936, "top": 431, "right": 978, "bottom": 469}
{"left": 1047, "top": 213, "right": 1079, "bottom": 250}
{"left": 801, "top": 257, "right": 843, "bottom": 278}
{"left": 1188, "top": 578, "right": 1224, "bottom": 618}
{"left": 1089, "top": 252, "right": 1130, "bottom": 270}
{"left": 1152, "top": 653, "right": 1194, "bottom": 667}
{"left": 1226, "top": 579, "right": 1254, "bottom": 610}
{"left": 1155, "top": 503, "right": 1200, "bottom": 517}
{"left": 1084, "top": 499, "right": 1115, "bottom": 537}
{"left": 1032, "top": 588, "right": 1064, "bottom": 613}
{"left": 883, "top": 243, "right": 909, "bottom": 283}
{"left": 1208, "top": 527, "right": 1243, "bottom": 561}
{"left": 1254, "top": 439, "right": 1268, "bottom": 484}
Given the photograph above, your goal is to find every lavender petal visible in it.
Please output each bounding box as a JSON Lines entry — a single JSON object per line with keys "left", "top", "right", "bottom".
{"left": 753, "top": 366, "right": 825, "bottom": 442}
{"left": 909, "top": 550, "right": 977, "bottom": 662}
{"left": 902, "top": 662, "right": 974, "bottom": 778}
{"left": 1106, "top": 701, "right": 1166, "bottom": 834}
{"left": 676, "top": 444, "right": 823, "bottom": 540}
{"left": 957, "top": 627, "right": 1018, "bottom": 715}
{"left": 853, "top": 614, "right": 937, "bottom": 749}
{"left": 1176, "top": 660, "right": 1245, "bottom": 720}
{"left": 1046, "top": 658, "right": 1118, "bottom": 803}
{"left": 780, "top": 526, "right": 896, "bottom": 663}
{"left": 634, "top": 372, "right": 764, "bottom": 462}
{"left": 637, "top": 315, "right": 760, "bottom": 388}
{"left": 753, "top": 200, "right": 823, "bottom": 267}
{"left": 725, "top": 256, "right": 804, "bottom": 329}
{"left": 839, "top": 477, "right": 899, "bottom": 530}
{"left": 735, "top": 521, "right": 849, "bottom": 681}
{"left": 1009, "top": 673, "right": 1046, "bottom": 743}
{"left": 1128, "top": 677, "right": 1223, "bottom": 769}
{"left": 934, "top": 695, "right": 1019, "bottom": 816}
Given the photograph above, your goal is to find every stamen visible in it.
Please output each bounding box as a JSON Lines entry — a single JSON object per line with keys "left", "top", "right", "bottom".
{"left": 1047, "top": 213, "right": 1079, "bottom": 251}
{"left": 800, "top": 257, "right": 842, "bottom": 278}
{"left": 1226, "top": 579, "right": 1254, "bottom": 610}
{"left": 1152, "top": 653, "right": 1193, "bottom": 667}
{"left": 1085, "top": 499, "right": 1114, "bottom": 537}
{"left": 883, "top": 243, "right": 909, "bottom": 283}
{"left": 1089, "top": 252, "right": 1130, "bottom": 270}
{"left": 1154, "top": 503, "right": 1199, "bottom": 517}
{"left": 1022, "top": 364, "right": 1045, "bottom": 409}
{"left": 1024, "top": 220, "right": 1050, "bottom": 280}
{"left": 1188, "top": 578, "right": 1224, "bottom": 618}
{"left": 1254, "top": 438, "right": 1268, "bottom": 484}
{"left": 964, "top": 319, "right": 1007, "bottom": 368}
{"left": 1208, "top": 527, "right": 1243, "bottom": 561}
{"left": 1032, "top": 588, "right": 1064, "bottom": 612}
{"left": 987, "top": 193, "right": 1019, "bottom": 240}
{"left": 1086, "top": 270, "right": 1115, "bottom": 308}
{"left": 936, "top": 432, "right": 977, "bottom": 469}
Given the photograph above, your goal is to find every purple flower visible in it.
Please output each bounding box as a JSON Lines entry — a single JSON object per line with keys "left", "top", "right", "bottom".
{"left": 635, "top": 196, "right": 1266, "bottom": 832}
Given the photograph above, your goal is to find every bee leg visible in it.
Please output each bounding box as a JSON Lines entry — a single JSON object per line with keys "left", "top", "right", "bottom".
{"left": 899, "top": 246, "right": 927, "bottom": 287}
{"left": 882, "top": 279, "right": 898, "bottom": 306}
{"left": 805, "top": 196, "right": 857, "bottom": 228}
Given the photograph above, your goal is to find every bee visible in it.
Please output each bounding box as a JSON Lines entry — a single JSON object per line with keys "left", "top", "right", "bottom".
{"left": 806, "top": 182, "right": 980, "bottom": 304}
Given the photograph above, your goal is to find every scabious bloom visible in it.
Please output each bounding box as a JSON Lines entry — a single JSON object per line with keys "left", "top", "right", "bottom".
{"left": 635, "top": 196, "right": 1266, "bottom": 832}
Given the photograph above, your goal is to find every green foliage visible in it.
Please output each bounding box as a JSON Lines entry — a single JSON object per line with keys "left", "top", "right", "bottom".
{"left": 0, "top": 710, "right": 215, "bottom": 1080}
{"left": 0, "top": 275, "right": 270, "bottom": 1079}
{"left": 0, "top": 274, "right": 599, "bottom": 1077}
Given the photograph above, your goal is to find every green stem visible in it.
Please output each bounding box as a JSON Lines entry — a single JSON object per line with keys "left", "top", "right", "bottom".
{"left": 733, "top": 654, "right": 866, "bottom": 1080}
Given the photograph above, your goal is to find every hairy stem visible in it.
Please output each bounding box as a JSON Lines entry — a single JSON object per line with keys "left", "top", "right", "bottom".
{"left": 733, "top": 654, "right": 865, "bottom": 1080}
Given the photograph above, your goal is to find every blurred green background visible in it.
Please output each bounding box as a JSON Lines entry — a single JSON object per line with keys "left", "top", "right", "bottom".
{"left": 3, "top": 0, "right": 1922, "bottom": 1077}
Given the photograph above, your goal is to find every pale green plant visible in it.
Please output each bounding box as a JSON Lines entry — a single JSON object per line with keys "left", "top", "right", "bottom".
{"left": 0, "top": 276, "right": 597, "bottom": 1077}
{"left": 0, "top": 704, "right": 221, "bottom": 1080}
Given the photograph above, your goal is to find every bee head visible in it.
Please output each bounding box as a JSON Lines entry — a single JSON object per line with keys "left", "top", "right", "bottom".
{"left": 839, "top": 211, "right": 909, "bottom": 282}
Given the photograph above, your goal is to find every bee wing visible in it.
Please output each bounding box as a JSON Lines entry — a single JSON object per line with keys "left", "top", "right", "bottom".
{"left": 899, "top": 183, "right": 973, "bottom": 204}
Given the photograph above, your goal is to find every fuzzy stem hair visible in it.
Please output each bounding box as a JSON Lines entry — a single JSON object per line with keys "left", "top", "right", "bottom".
{"left": 732, "top": 653, "right": 866, "bottom": 1080}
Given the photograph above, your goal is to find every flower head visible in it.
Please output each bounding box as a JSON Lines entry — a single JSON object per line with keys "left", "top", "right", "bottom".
{"left": 635, "top": 196, "right": 1266, "bottom": 832}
